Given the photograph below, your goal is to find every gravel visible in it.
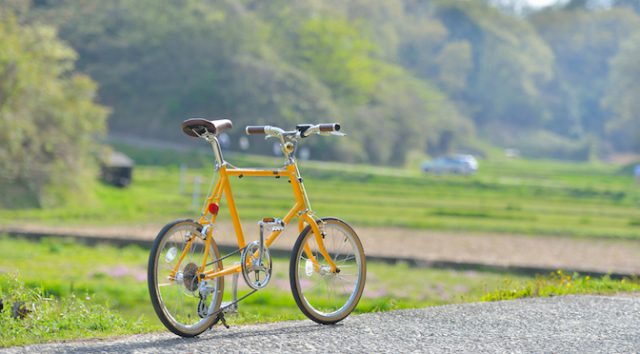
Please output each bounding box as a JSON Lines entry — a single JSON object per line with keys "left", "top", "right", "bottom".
{"left": 3, "top": 295, "right": 640, "bottom": 353}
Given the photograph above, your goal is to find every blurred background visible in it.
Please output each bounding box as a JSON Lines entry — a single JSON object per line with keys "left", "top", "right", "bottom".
{"left": 1, "top": 0, "right": 639, "bottom": 346}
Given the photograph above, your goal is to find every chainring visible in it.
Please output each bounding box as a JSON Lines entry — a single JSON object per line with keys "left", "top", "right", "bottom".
{"left": 240, "top": 241, "right": 272, "bottom": 290}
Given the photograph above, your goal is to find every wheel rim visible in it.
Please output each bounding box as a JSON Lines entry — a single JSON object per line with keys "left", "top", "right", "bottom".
{"left": 295, "top": 221, "right": 364, "bottom": 321}
{"left": 153, "top": 223, "right": 222, "bottom": 334}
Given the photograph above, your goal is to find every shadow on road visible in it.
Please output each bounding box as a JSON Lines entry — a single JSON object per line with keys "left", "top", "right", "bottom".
{"left": 58, "top": 322, "right": 341, "bottom": 353}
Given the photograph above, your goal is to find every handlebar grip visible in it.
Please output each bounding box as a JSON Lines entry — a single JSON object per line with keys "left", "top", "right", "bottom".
{"left": 319, "top": 123, "right": 341, "bottom": 132}
{"left": 246, "top": 126, "right": 266, "bottom": 135}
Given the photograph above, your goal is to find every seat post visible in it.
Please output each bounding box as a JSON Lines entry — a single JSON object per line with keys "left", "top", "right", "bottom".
{"left": 209, "top": 137, "right": 225, "bottom": 168}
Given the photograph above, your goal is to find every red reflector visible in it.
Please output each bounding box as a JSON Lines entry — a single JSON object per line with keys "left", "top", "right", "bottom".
{"left": 208, "top": 203, "right": 219, "bottom": 215}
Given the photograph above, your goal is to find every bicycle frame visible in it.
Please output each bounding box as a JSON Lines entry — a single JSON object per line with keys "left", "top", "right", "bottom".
{"left": 168, "top": 137, "right": 337, "bottom": 283}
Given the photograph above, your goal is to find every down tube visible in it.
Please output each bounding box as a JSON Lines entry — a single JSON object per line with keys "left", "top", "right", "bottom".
{"left": 264, "top": 203, "right": 304, "bottom": 247}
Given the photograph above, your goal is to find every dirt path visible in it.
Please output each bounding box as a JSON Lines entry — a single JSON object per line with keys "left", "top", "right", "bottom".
{"left": 3, "top": 222, "right": 640, "bottom": 275}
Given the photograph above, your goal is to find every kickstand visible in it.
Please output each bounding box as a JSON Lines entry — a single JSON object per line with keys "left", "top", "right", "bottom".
{"left": 216, "top": 312, "right": 230, "bottom": 329}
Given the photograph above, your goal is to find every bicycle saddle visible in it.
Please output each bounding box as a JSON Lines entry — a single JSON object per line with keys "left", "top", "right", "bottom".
{"left": 182, "top": 118, "right": 233, "bottom": 137}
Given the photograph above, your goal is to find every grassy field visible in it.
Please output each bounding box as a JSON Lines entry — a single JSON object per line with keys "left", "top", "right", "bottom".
{"left": 0, "top": 273, "right": 142, "bottom": 347}
{"left": 1, "top": 143, "right": 639, "bottom": 347}
{"left": 2, "top": 235, "right": 639, "bottom": 347}
{"left": 1, "top": 146, "right": 638, "bottom": 239}
{"left": 482, "top": 270, "right": 640, "bottom": 301}
{"left": 1, "top": 143, "right": 639, "bottom": 344}
{"left": 0, "top": 236, "right": 527, "bottom": 346}
{"left": 0, "top": 236, "right": 522, "bottom": 322}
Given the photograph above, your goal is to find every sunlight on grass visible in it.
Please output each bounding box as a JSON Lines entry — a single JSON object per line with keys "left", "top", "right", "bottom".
{"left": 1, "top": 152, "right": 638, "bottom": 239}
{"left": 0, "top": 273, "right": 143, "bottom": 347}
{"left": 482, "top": 270, "right": 640, "bottom": 301}
{"left": 0, "top": 236, "right": 521, "bottom": 345}
{"left": 1, "top": 236, "right": 638, "bottom": 347}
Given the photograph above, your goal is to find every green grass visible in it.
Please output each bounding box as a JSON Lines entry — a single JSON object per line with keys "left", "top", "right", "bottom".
{"left": 1, "top": 145, "right": 638, "bottom": 346}
{"left": 0, "top": 236, "right": 525, "bottom": 346}
{"left": 0, "top": 274, "right": 143, "bottom": 347}
{"left": 482, "top": 270, "right": 640, "bottom": 301}
{"left": 1, "top": 236, "right": 638, "bottom": 347}
{"left": 1, "top": 149, "right": 638, "bottom": 239}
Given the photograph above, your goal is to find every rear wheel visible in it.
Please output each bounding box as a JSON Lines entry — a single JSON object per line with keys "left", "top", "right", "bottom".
{"left": 289, "top": 217, "right": 366, "bottom": 324}
{"left": 148, "top": 219, "right": 224, "bottom": 337}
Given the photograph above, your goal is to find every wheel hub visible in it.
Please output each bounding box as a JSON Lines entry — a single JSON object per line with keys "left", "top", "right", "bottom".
{"left": 182, "top": 262, "right": 199, "bottom": 291}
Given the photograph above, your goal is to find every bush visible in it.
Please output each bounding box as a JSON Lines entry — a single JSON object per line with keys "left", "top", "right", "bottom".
{"left": 0, "top": 273, "right": 142, "bottom": 347}
{"left": 0, "top": 9, "right": 108, "bottom": 208}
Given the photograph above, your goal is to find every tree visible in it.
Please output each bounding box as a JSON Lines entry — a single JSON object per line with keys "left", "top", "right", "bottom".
{"left": 0, "top": 9, "right": 108, "bottom": 207}
{"left": 295, "top": 18, "right": 380, "bottom": 105}
{"left": 35, "top": 0, "right": 257, "bottom": 141}
{"left": 602, "top": 33, "right": 640, "bottom": 152}
{"left": 531, "top": 7, "right": 640, "bottom": 139}
{"left": 434, "top": 41, "right": 474, "bottom": 96}
{"left": 32, "top": 0, "right": 640, "bottom": 163}
{"left": 439, "top": 2, "right": 554, "bottom": 130}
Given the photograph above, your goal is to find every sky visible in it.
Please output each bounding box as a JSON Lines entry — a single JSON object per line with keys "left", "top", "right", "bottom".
{"left": 522, "top": 0, "right": 615, "bottom": 10}
{"left": 493, "top": 0, "right": 570, "bottom": 11}
{"left": 527, "top": 0, "right": 560, "bottom": 6}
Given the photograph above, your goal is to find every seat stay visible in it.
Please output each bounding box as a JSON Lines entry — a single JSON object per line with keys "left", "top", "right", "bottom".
{"left": 168, "top": 237, "right": 195, "bottom": 279}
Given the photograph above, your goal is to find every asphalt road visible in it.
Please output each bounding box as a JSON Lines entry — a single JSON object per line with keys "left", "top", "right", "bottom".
{"left": 3, "top": 295, "right": 640, "bottom": 354}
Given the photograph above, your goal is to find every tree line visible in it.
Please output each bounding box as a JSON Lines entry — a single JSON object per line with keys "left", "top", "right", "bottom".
{"left": 1, "top": 0, "right": 639, "bottom": 205}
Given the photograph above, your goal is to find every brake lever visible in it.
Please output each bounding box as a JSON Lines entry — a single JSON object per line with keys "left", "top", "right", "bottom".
{"left": 319, "top": 131, "right": 346, "bottom": 137}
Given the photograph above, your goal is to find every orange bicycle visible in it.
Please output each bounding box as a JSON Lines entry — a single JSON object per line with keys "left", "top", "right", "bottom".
{"left": 147, "top": 119, "right": 366, "bottom": 337}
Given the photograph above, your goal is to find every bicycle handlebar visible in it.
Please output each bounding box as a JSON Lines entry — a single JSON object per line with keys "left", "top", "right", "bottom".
{"left": 245, "top": 123, "right": 341, "bottom": 138}
{"left": 319, "top": 123, "right": 341, "bottom": 132}
{"left": 245, "top": 125, "right": 286, "bottom": 136}
{"left": 245, "top": 126, "right": 267, "bottom": 135}
{"left": 299, "top": 123, "right": 340, "bottom": 138}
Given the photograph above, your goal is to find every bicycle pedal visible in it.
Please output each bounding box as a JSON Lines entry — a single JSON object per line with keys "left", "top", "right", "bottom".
{"left": 260, "top": 217, "right": 285, "bottom": 231}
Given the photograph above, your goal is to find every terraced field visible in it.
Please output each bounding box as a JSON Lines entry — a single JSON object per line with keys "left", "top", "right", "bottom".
{"left": 1, "top": 148, "right": 638, "bottom": 239}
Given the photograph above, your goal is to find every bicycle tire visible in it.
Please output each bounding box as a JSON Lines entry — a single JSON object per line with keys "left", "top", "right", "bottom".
{"left": 289, "top": 217, "right": 366, "bottom": 324}
{"left": 148, "top": 219, "right": 224, "bottom": 337}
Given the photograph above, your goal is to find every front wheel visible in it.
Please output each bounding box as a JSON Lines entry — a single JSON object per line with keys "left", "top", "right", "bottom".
{"left": 289, "top": 217, "right": 366, "bottom": 324}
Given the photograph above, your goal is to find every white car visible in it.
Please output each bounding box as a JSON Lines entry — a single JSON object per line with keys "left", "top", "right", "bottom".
{"left": 421, "top": 154, "right": 478, "bottom": 175}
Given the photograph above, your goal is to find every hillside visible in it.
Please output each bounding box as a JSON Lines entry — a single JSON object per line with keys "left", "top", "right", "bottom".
{"left": 18, "top": 0, "right": 640, "bottom": 163}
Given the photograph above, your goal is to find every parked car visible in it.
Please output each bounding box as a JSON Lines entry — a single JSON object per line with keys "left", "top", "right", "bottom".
{"left": 421, "top": 154, "right": 478, "bottom": 175}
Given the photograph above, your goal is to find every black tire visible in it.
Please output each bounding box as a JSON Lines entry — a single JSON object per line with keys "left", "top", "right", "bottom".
{"left": 148, "top": 219, "right": 224, "bottom": 337}
{"left": 289, "top": 217, "right": 366, "bottom": 324}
